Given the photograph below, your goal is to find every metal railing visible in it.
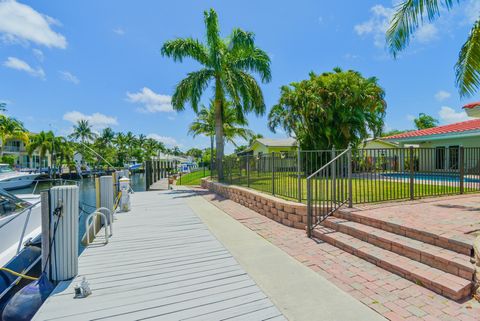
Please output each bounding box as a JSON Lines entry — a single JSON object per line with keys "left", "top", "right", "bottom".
{"left": 306, "top": 148, "right": 352, "bottom": 237}
{"left": 220, "top": 147, "right": 480, "bottom": 202}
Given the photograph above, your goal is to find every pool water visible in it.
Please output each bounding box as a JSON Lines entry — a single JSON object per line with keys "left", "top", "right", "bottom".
{"left": 381, "top": 173, "right": 480, "bottom": 183}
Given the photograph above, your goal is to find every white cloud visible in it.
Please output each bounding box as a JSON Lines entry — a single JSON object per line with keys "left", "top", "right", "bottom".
{"left": 434, "top": 90, "right": 451, "bottom": 101}
{"left": 126, "top": 87, "right": 174, "bottom": 113}
{"left": 63, "top": 111, "right": 118, "bottom": 129}
{"left": 59, "top": 70, "right": 79, "bottom": 84}
{"left": 354, "top": 4, "right": 394, "bottom": 47}
{"left": 0, "top": 0, "right": 66, "bottom": 48}
{"left": 32, "top": 48, "right": 43, "bottom": 61}
{"left": 415, "top": 23, "right": 438, "bottom": 43}
{"left": 113, "top": 27, "right": 125, "bottom": 36}
{"left": 355, "top": 4, "right": 439, "bottom": 47}
{"left": 3, "top": 56, "right": 45, "bottom": 79}
{"left": 464, "top": 0, "right": 480, "bottom": 24}
{"left": 438, "top": 106, "right": 471, "bottom": 124}
{"left": 146, "top": 134, "right": 178, "bottom": 147}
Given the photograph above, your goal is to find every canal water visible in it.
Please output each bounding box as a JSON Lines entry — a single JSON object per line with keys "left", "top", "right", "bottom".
{"left": 11, "top": 173, "right": 146, "bottom": 252}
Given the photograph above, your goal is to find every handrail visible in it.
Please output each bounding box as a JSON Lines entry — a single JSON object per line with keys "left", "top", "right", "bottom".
{"left": 307, "top": 148, "right": 351, "bottom": 180}
{"left": 85, "top": 210, "right": 111, "bottom": 246}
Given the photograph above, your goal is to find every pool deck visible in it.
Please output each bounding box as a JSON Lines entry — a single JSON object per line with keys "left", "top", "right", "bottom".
{"left": 33, "top": 189, "right": 385, "bottom": 321}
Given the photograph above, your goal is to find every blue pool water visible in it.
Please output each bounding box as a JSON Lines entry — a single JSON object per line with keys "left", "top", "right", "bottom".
{"left": 381, "top": 173, "right": 480, "bottom": 183}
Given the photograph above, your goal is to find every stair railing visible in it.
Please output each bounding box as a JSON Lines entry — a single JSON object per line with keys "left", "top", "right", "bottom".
{"left": 306, "top": 147, "right": 352, "bottom": 237}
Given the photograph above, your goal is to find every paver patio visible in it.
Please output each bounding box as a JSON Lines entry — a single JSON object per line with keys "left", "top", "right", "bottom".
{"left": 198, "top": 188, "right": 480, "bottom": 321}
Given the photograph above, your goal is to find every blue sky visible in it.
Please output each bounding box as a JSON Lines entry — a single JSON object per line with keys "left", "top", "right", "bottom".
{"left": 0, "top": 0, "right": 479, "bottom": 153}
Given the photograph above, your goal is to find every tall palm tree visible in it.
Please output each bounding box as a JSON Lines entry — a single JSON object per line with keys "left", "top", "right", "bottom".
{"left": 99, "top": 127, "right": 115, "bottom": 146}
{"left": 161, "top": 8, "right": 271, "bottom": 180}
{"left": 27, "top": 131, "right": 66, "bottom": 173}
{"left": 0, "top": 115, "right": 28, "bottom": 157}
{"left": 386, "top": 1, "right": 480, "bottom": 96}
{"left": 69, "top": 120, "right": 97, "bottom": 143}
{"left": 189, "top": 100, "right": 254, "bottom": 169}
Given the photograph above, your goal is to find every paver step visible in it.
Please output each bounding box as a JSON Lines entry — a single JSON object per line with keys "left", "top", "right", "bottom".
{"left": 322, "top": 217, "right": 474, "bottom": 281}
{"left": 335, "top": 209, "right": 473, "bottom": 256}
{"left": 312, "top": 226, "right": 472, "bottom": 301}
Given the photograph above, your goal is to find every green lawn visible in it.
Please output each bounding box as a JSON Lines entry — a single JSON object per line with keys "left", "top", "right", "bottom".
{"left": 223, "top": 170, "right": 469, "bottom": 204}
{"left": 177, "top": 169, "right": 211, "bottom": 186}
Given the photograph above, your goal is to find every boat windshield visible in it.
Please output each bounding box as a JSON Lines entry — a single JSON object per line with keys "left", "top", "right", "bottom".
{"left": 0, "top": 188, "right": 31, "bottom": 218}
{"left": 0, "top": 165, "right": 14, "bottom": 173}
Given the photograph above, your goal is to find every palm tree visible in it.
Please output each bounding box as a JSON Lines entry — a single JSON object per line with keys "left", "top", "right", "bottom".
{"left": 386, "top": 1, "right": 480, "bottom": 96}
{"left": 248, "top": 133, "right": 263, "bottom": 146}
{"left": 0, "top": 115, "right": 28, "bottom": 157}
{"left": 189, "top": 100, "right": 254, "bottom": 169}
{"left": 99, "top": 127, "right": 115, "bottom": 146}
{"left": 161, "top": 8, "right": 271, "bottom": 180}
{"left": 27, "top": 131, "right": 67, "bottom": 173}
{"left": 69, "top": 120, "right": 97, "bottom": 143}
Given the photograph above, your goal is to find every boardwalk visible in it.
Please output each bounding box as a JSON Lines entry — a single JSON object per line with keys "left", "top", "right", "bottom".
{"left": 33, "top": 190, "right": 285, "bottom": 321}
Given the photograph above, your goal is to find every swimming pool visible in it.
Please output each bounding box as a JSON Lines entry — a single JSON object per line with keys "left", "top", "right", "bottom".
{"left": 381, "top": 173, "right": 480, "bottom": 183}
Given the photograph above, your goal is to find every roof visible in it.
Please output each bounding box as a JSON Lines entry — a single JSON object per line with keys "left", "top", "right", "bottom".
{"left": 255, "top": 137, "right": 297, "bottom": 147}
{"left": 384, "top": 118, "right": 480, "bottom": 141}
{"left": 463, "top": 101, "right": 480, "bottom": 109}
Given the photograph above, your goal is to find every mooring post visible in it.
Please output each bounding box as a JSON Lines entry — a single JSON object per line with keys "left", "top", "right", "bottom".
{"left": 47, "top": 185, "right": 79, "bottom": 281}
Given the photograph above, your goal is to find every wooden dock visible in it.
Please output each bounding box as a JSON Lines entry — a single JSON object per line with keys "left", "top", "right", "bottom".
{"left": 33, "top": 190, "right": 285, "bottom": 321}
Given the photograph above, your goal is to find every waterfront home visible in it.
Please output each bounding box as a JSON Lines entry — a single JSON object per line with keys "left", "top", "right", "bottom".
{"left": 238, "top": 137, "right": 297, "bottom": 157}
{"left": 1, "top": 135, "right": 51, "bottom": 169}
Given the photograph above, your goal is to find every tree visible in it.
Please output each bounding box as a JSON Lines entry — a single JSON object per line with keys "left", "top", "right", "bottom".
{"left": 27, "top": 131, "right": 69, "bottom": 174}
{"left": 69, "top": 120, "right": 97, "bottom": 143}
{"left": 381, "top": 129, "right": 410, "bottom": 137}
{"left": 161, "top": 8, "right": 271, "bottom": 180}
{"left": 413, "top": 113, "right": 438, "bottom": 130}
{"left": 0, "top": 115, "right": 28, "bottom": 156}
{"left": 186, "top": 148, "right": 203, "bottom": 159}
{"left": 188, "top": 100, "right": 254, "bottom": 169}
{"left": 387, "top": 1, "right": 480, "bottom": 96}
{"left": 248, "top": 133, "right": 263, "bottom": 146}
{"left": 268, "top": 68, "right": 386, "bottom": 150}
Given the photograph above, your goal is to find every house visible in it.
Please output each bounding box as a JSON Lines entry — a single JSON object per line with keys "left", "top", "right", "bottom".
{"left": 1, "top": 135, "right": 51, "bottom": 169}
{"left": 362, "top": 138, "right": 399, "bottom": 149}
{"left": 238, "top": 137, "right": 298, "bottom": 157}
{"left": 384, "top": 115, "right": 480, "bottom": 172}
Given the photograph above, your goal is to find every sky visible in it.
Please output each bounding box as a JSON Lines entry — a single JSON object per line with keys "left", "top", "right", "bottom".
{"left": 0, "top": 0, "right": 479, "bottom": 153}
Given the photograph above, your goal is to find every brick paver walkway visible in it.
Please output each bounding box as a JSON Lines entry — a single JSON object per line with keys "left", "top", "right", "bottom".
{"left": 200, "top": 190, "right": 480, "bottom": 321}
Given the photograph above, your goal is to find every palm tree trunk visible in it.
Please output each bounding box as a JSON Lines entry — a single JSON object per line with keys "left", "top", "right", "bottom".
{"left": 214, "top": 81, "right": 224, "bottom": 181}
{"left": 210, "top": 135, "right": 214, "bottom": 171}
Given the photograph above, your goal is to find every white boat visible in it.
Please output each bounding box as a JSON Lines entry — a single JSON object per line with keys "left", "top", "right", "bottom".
{"left": 0, "top": 191, "right": 41, "bottom": 268}
{"left": 0, "top": 164, "right": 41, "bottom": 190}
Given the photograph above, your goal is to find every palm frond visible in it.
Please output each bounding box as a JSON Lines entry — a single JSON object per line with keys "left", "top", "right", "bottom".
{"left": 230, "top": 47, "right": 271, "bottom": 82}
{"left": 455, "top": 20, "right": 480, "bottom": 97}
{"left": 229, "top": 28, "right": 255, "bottom": 51}
{"left": 204, "top": 9, "right": 223, "bottom": 68}
{"left": 386, "top": 0, "right": 458, "bottom": 57}
{"left": 172, "top": 69, "right": 214, "bottom": 112}
{"left": 161, "top": 38, "right": 209, "bottom": 65}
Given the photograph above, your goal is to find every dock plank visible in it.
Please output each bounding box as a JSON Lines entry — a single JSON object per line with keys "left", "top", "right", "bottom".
{"left": 33, "top": 191, "right": 285, "bottom": 321}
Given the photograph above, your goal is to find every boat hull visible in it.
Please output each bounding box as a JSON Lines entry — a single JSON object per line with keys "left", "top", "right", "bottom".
{"left": 0, "top": 174, "right": 39, "bottom": 190}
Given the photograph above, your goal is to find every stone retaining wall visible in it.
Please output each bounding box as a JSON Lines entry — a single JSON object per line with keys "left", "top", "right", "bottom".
{"left": 201, "top": 178, "right": 307, "bottom": 230}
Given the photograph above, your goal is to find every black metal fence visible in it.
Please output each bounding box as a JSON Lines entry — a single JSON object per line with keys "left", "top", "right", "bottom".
{"left": 218, "top": 147, "right": 480, "bottom": 205}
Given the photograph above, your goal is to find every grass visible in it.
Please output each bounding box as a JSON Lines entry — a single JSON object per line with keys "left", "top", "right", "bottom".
{"left": 177, "top": 169, "right": 211, "bottom": 186}
{"left": 223, "top": 170, "right": 470, "bottom": 204}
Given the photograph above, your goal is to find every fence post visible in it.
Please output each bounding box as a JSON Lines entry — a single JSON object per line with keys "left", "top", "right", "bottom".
{"left": 247, "top": 155, "right": 250, "bottom": 188}
{"left": 306, "top": 177, "right": 312, "bottom": 237}
{"left": 348, "top": 146, "right": 353, "bottom": 208}
{"left": 331, "top": 147, "right": 336, "bottom": 203}
{"left": 459, "top": 146, "right": 465, "bottom": 194}
{"left": 297, "top": 143, "right": 302, "bottom": 203}
{"left": 271, "top": 152, "right": 275, "bottom": 196}
{"left": 409, "top": 146, "right": 414, "bottom": 200}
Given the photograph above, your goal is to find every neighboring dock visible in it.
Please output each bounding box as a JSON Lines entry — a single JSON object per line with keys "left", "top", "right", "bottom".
{"left": 33, "top": 190, "right": 285, "bottom": 321}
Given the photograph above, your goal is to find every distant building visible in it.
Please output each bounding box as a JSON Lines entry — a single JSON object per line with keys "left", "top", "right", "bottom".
{"left": 1, "top": 135, "right": 51, "bottom": 169}
{"left": 237, "top": 137, "right": 298, "bottom": 157}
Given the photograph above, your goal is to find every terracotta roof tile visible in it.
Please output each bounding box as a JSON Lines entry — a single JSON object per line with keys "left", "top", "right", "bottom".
{"left": 384, "top": 119, "right": 480, "bottom": 140}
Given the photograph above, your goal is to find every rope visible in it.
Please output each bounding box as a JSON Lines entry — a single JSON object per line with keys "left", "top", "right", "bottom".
{"left": 0, "top": 267, "right": 38, "bottom": 281}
